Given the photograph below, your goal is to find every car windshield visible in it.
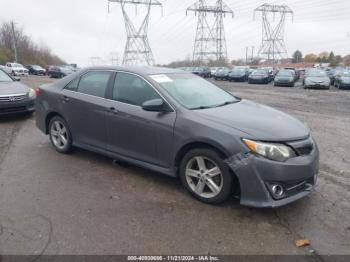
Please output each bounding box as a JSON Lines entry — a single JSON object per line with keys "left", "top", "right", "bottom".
{"left": 61, "top": 67, "right": 72, "bottom": 73}
{"left": 13, "top": 63, "right": 23, "bottom": 68}
{"left": 277, "top": 70, "right": 293, "bottom": 77}
{"left": 252, "top": 70, "right": 267, "bottom": 76}
{"left": 233, "top": 69, "right": 245, "bottom": 73}
{"left": 33, "top": 65, "right": 43, "bottom": 69}
{"left": 150, "top": 73, "right": 239, "bottom": 110}
{"left": 308, "top": 70, "right": 327, "bottom": 77}
{"left": 341, "top": 71, "right": 350, "bottom": 77}
{"left": 0, "top": 70, "right": 13, "bottom": 82}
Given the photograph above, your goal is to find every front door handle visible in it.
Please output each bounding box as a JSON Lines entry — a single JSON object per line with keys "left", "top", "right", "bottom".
{"left": 109, "top": 107, "right": 119, "bottom": 114}
{"left": 62, "top": 95, "right": 70, "bottom": 103}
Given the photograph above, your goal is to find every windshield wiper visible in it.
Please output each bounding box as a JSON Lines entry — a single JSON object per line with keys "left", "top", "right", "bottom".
{"left": 191, "top": 100, "right": 239, "bottom": 110}
{"left": 190, "top": 105, "right": 215, "bottom": 110}
{"left": 214, "top": 100, "right": 239, "bottom": 108}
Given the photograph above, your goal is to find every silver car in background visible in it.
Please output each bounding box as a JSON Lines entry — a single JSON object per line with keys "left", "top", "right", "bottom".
{"left": 303, "top": 69, "right": 330, "bottom": 89}
{"left": 0, "top": 69, "right": 36, "bottom": 115}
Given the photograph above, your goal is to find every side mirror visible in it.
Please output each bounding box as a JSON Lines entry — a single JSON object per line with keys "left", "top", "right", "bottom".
{"left": 142, "top": 99, "right": 168, "bottom": 112}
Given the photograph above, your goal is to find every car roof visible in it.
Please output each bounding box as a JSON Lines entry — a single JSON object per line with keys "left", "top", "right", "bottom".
{"left": 82, "top": 66, "right": 185, "bottom": 75}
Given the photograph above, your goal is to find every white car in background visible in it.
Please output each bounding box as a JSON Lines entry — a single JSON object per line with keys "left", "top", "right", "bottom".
{"left": 4, "top": 62, "right": 29, "bottom": 76}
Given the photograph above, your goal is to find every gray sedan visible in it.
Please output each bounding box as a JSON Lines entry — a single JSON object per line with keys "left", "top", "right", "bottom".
{"left": 35, "top": 66, "right": 319, "bottom": 208}
{"left": 274, "top": 70, "right": 295, "bottom": 87}
{"left": 0, "top": 69, "right": 36, "bottom": 115}
{"left": 303, "top": 69, "right": 330, "bottom": 89}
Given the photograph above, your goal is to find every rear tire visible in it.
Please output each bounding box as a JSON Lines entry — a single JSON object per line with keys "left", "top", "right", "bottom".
{"left": 179, "top": 148, "right": 233, "bottom": 204}
{"left": 49, "top": 116, "right": 73, "bottom": 154}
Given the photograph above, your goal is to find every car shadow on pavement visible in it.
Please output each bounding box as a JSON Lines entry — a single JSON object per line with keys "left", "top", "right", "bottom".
{"left": 69, "top": 147, "right": 245, "bottom": 207}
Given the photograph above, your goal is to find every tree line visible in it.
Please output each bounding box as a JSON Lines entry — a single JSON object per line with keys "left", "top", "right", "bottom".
{"left": 292, "top": 50, "right": 350, "bottom": 67}
{"left": 0, "top": 21, "right": 65, "bottom": 66}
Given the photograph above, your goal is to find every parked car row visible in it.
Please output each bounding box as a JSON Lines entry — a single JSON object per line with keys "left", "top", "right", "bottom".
{"left": 204, "top": 66, "right": 350, "bottom": 90}
{"left": 0, "top": 62, "right": 78, "bottom": 78}
{"left": 178, "top": 67, "right": 211, "bottom": 78}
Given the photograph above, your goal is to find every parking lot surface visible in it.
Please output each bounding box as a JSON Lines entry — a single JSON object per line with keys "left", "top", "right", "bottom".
{"left": 0, "top": 76, "right": 349, "bottom": 256}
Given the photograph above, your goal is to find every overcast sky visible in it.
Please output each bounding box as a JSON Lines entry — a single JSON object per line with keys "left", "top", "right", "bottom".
{"left": 0, "top": 0, "right": 349, "bottom": 66}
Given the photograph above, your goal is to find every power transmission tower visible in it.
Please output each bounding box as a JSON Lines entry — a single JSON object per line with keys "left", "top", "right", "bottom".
{"left": 108, "top": 0, "right": 162, "bottom": 66}
{"left": 10, "top": 21, "right": 18, "bottom": 62}
{"left": 187, "top": 0, "right": 233, "bottom": 65}
{"left": 254, "top": 4, "right": 293, "bottom": 65}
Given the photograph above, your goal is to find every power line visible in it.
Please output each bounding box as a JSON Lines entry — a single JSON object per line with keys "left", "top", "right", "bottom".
{"left": 108, "top": 0, "right": 162, "bottom": 66}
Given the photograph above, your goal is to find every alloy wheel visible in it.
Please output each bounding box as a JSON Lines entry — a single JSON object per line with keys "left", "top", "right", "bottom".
{"left": 50, "top": 120, "right": 68, "bottom": 150}
{"left": 185, "top": 156, "right": 223, "bottom": 199}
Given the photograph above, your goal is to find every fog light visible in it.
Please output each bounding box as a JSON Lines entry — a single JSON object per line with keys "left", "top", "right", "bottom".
{"left": 271, "top": 184, "right": 284, "bottom": 197}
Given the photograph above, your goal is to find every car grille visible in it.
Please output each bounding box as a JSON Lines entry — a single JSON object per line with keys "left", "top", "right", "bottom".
{"left": 295, "top": 144, "right": 314, "bottom": 156}
{"left": 0, "top": 94, "right": 27, "bottom": 102}
{"left": 0, "top": 106, "right": 26, "bottom": 113}
{"left": 287, "top": 137, "right": 314, "bottom": 156}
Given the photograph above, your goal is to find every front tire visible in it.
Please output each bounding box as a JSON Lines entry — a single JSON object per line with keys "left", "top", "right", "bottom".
{"left": 179, "top": 148, "right": 233, "bottom": 204}
{"left": 49, "top": 116, "right": 73, "bottom": 154}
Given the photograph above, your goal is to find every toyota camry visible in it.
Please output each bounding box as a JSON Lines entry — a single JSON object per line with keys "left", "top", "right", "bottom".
{"left": 35, "top": 66, "right": 319, "bottom": 208}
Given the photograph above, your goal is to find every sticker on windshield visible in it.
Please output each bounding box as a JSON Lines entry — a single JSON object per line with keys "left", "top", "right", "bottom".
{"left": 150, "top": 74, "right": 173, "bottom": 83}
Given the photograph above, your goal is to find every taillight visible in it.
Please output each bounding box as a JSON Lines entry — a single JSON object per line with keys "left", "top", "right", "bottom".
{"left": 35, "top": 88, "right": 41, "bottom": 97}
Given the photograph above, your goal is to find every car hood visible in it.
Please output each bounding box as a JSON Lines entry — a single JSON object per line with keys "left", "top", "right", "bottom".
{"left": 306, "top": 77, "right": 329, "bottom": 83}
{"left": 250, "top": 76, "right": 267, "bottom": 79}
{"left": 0, "top": 81, "right": 30, "bottom": 95}
{"left": 275, "top": 76, "right": 293, "bottom": 81}
{"left": 195, "top": 100, "right": 309, "bottom": 141}
{"left": 230, "top": 72, "right": 245, "bottom": 76}
{"left": 217, "top": 71, "right": 228, "bottom": 75}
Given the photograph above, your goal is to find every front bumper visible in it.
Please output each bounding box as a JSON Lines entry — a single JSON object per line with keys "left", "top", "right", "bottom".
{"left": 215, "top": 75, "right": 228, "bottom": 80}
{"left": 275, "top": 80, "right": 294, "bottom": 86}
{"left": 305, "top": 83, "right": 329, "bottom": 89}
{"left": 227, "top": 141, "right": 319, "bottom": 208}
{"left": 0, "top": 99, "right": 35, "bottom": 115}
{"left": 13, "top": 71, "right": 29, "bottom": 76}
{"left": 249, "top": 78, "right": 268, "bottom": 84}
{"left": 230, "top": 75, "right": 246, "bottom": 81}
{"left": 339, "top": 83, "right": 350, "bottom": 89}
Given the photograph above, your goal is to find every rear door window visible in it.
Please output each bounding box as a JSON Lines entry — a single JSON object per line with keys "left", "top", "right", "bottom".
{"left": 77, "top": 71, "right": 112, "bottom": 98}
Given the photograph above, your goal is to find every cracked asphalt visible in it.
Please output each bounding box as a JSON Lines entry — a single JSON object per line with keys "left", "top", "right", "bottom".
{"left": 0, "top": 76, "right": 349, "bottom": 256}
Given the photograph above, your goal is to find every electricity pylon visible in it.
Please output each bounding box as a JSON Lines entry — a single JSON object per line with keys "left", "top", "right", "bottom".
{"left": 254, "top": 4, "right": 293, "bottom": 64}
{"left": 187, "top": 0, "right": 233, "bottom": 65}
{"left": 108, "top": 0, "right": 162, "bottom": 66}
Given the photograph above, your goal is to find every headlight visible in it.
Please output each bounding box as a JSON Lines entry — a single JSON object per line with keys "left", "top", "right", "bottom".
{"left": 28, "top": 88, "right": 36, "bottom": 98}
{"left": 243, "top": 139, "right": 296, "bottom": 162}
